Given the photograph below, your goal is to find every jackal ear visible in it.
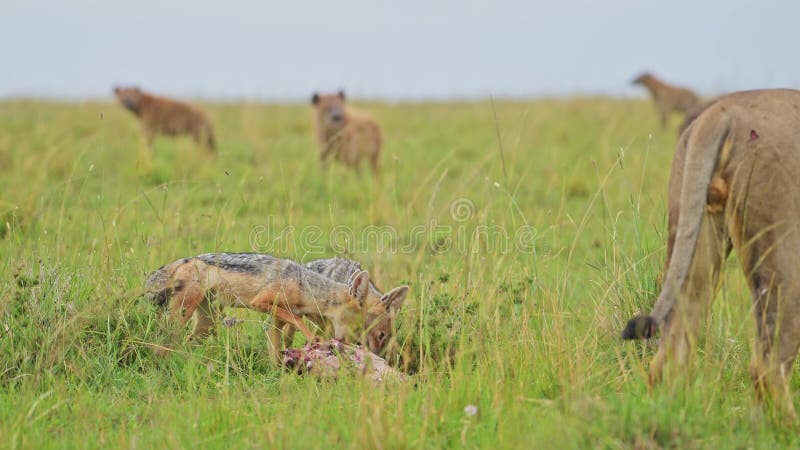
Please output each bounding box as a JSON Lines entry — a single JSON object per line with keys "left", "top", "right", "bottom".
{"left": 349, "top": 270, "right": 370, "bottom": 303}
{"left": 113, "top": 86, "right": 120, "bottom": 94}
{"left": 381, "top": 285, "right": 409, "bottom": 315}
{"left": 311, "top": 93, "right": 320, "bottom": 105}
{"left": 337, "top": 90, "right": 346, "bottom": 101}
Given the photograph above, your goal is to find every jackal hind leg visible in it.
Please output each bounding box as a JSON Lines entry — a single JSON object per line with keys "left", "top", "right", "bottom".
{"left": 649, "top": 212, "right": 728, "bottom": 386}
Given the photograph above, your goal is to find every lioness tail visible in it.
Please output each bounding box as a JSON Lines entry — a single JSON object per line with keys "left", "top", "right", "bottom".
{"left": 622, "top": 111, "right": 734, "bottom": 339}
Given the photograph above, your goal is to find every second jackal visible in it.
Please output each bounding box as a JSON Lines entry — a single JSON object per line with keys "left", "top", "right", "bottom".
{"left": 303, "top": 257, "right": 408, "bottom": 354}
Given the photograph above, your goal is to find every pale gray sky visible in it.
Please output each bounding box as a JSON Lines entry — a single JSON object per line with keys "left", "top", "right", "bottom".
{"left": 1, "top": 0, "right": 797, "bottom": 100}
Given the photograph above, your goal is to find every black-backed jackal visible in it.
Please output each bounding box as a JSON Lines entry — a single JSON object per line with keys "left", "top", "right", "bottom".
{"left": 145, "top": 252, "right": 371, "bottom": 361}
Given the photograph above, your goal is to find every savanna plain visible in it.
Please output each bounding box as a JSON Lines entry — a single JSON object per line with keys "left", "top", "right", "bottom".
{"left": 1, "top": 98, "right": 797, "bottom": 448}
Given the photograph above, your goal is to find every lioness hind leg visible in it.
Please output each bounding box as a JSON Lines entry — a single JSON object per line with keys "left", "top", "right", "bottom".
{"left": 748, "top": 274, "right": 800, "bottom": 421}
{"left": 649, "top": 213, "right": 727, "bottom": 385}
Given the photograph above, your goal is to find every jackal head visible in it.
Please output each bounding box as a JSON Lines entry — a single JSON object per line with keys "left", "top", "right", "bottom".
{"left": 113, "top": 86, "right": 144, "bottom": 113}
{"left": 363, "top": 285, "right": 409, "bottom": 354}
{"left": 311, "top": 90, "right": 346, "bottom": 129}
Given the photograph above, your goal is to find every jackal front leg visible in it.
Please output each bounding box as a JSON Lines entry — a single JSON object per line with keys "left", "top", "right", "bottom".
{"left": 249, "top": 288, "right": 317, "bottom": 363}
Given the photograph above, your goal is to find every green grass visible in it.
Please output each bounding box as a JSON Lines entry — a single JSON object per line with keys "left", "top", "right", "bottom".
{"left": 0, "top": 97, "right": 797, "bottom": 448}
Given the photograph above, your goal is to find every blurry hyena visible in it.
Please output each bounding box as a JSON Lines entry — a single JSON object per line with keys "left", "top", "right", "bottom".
{"left": 311, "top": 91, "right": 382, "bottom": 174}
{"left": 114, "top": 86, "right": 216, "bottom": 151}
{"left": 631, "top": 73, "right": 702, "bottom": 129}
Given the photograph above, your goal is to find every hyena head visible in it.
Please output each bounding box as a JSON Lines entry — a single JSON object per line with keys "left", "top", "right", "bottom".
{"left": 311, "top": 90, "right": 346, "bottom": 129}
{"left": 114, "top": 86, "right": 144, "bottom": 113}
{"left": 363, "top": 285, "right": 409, "bottom": 354}
{"left": 631, "top": 72, "right": 653, "bottom": 86}
{"left": 334, "top": 269, "right": 372, "bottom": 342}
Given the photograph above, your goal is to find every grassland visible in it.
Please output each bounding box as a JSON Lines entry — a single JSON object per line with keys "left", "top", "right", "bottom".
{"left": 0, "top": 97, "right": 797, "bottom": 448}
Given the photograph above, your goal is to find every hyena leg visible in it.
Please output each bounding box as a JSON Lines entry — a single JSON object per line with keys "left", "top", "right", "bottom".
{"left": 748, "top": 271, "right": 800, "bottom": 420}
{"left": 192, "top": 127, "right": 215, "bottom": 152}
{"left": 205, "top": 129, "right": 216, "bottom": 152}
{"left": 319, "top": 144, "right": 335, "bottom": 169}
{"left": 143, "top": 127, "right": 156, "bottom": 148}
{"left": 657, "top": 104, "right": 669, "bottom": 129}
{"left": 649, "top": 212, "right": 727, "bottom": 385}
{"left": 348, "top": 155, "right": 362, "bottom": 174}
{"left": 191, "top": 129, "right": 203, "bottom": 147}
{"left": 369, "top": 152, "right": 380, "bottom": 177}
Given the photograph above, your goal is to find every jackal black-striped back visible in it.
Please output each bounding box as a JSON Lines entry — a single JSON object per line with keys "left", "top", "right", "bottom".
{"left": 304, "top": 257, "right": 381, "bottom": 296}
{"left": 196, "top": 252, "right": 279, "bottom": 275}
{"left": 145, "top": 253, "right": 363, "bottom": 311}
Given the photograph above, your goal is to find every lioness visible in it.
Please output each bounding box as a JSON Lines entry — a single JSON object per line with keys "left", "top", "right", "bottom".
{"left": 632, "top": 72, "right": 702, "bottom": 129}
{"left": 114, "top": 86, "right": 216, "bottom": 151}
{"left": 622, "top": 89, "right": 800, "bottom": 416}
{"left": 311, "top": 91, "right": 382, "bottom": 175}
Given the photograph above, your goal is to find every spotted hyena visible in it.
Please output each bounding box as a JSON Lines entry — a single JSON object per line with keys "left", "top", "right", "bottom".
{"left": 114, "top": 86, "right": 216, "bottom": 151}
{"left": 311, "top": 91, "right": 382, "bottom": 174}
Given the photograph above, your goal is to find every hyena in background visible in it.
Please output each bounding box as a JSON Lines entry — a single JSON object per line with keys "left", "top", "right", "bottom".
{"left": 304, "top": 257, "right": 408, "bottom": 354}
{"left": 311, "top": 91, "right": 382, "bottom": 175}
{"left": 631, "top": 73, "right": 702, "bottom": 129}
{"left": 144, "top": 252, "right": 371, "bottom": 362}
{"left": 114, "top": 86, "right": 216, "bottom": 151}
